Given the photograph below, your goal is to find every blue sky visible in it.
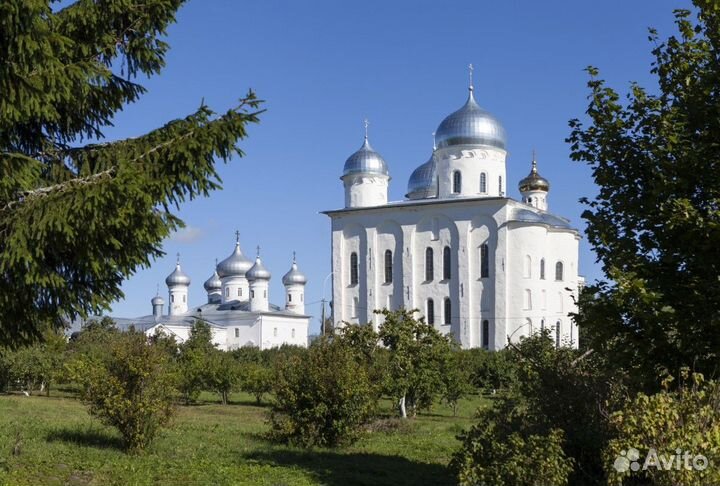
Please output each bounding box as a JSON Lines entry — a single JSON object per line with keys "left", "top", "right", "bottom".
{"left": 104, "top": 0, "right": 690, "bottom": 331}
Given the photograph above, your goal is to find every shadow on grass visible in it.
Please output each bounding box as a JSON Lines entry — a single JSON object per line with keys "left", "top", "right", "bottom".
{"left": 46, "top": 427, "right": 124, "bottom": 451}
{"left": 244, "top": 449, "right": 454, "bottom": 486}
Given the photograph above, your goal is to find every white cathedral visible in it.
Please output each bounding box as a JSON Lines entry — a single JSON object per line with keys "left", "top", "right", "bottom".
{"left": 106, "top": 236, "right": 310, "bottom": 350}
{"left": 324, "top": 82, "right": 582, "bottom": 350}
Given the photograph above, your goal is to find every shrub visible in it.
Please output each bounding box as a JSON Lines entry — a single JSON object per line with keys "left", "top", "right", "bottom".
{"left": 605, "top": 370, "right": 720, "bottom": 486}
{"left": 239, "top": 362, "right": 273, "bottom": 404}
{"left": 268, "top": 338, "right": 376, "bottom": 447}
{"left": 68, "top": 330, "right": 175, "bottom": 452}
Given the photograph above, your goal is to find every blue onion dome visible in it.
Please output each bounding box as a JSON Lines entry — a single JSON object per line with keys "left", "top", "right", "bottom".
{"left": 518, "top": 159, "right": 550, "bottom": 192}
{"left": 435, "top": 87, "right": 506, "bottom": 150}
{"left": 342, "top": 136, "right": 389, "bottom": 177}
{"left": 247, "top": 255, "right": 271, "bottom": 281}
{"left": 165, "top": 262, "right": 191, "bottom": 286}
{"left": 406, "top": 154, "right": 438, "bottom": 200}
{"left": 282, "top": 254, "right": 307, "bottom": 285}
{"left": 217, "top": 238, "right": 252, "bottom": 278}
{"left": 203, "top": 270, "right": 222, "bottom": 291}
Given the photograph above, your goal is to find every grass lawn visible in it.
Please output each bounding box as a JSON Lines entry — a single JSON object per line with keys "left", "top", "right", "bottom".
{"left": 0, "top": 391, "right": 490, "bottom": 485}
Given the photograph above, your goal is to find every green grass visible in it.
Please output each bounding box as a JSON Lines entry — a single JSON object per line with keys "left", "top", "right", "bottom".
{"left": 0, "top": 391, "right": 490, "bottom": 485}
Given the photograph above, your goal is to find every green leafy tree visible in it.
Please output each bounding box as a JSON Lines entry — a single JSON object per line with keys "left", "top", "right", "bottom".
{"left": 239, "top": 362, "right": 273, "bottom": 405}
{"left": 441, "top": 349, "right": 474, "bottom": 416}
{"left": 269, "top": 337, "right": 376, "bottom": 447}
{"left": 67, "top": 330, "right": 175, "bottom": 452}
{"left": 177, "top": 320, "right": 216, "bottom": 404}
{"left": 377, "top": 309, "right": 453, "bottom": 418}
{"left": 0, "top": 0, "right": 262, "bottom": 346}
{"left": 206, "top": 349, "right": 239, "bottom": 405}
{"left": 605, "top": 370, "right": 720, "bottom": 486}
{"left": 568, "top": 1, "right": 720, "bottom": 386}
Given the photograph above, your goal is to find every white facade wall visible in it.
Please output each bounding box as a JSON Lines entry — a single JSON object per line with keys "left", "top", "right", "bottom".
{"left": 437, "top": 147, "right": 507, "bottom": 199}
{"left": 249, "top": 280, "right": 269, "bottom": 312}
{"left": 284, "top": 283, "right": 305, "bottom": 314}
{"left": 343, "top": 174, "right": 389, "bottom": 208}
{"left": 329, "top": 199, "right": 580, "bottom": 349}
{"left": 221, "top": 275, "right": 249, "bottom": 303}
{"left": 168, "top": 285, "right": 188, "bottom": 316}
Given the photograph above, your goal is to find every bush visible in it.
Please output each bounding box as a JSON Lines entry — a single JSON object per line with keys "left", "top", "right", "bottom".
{"left": 605, "top": 370, "right": 720, "bottom": 486}
{"left": 67, "top": 330, "right": 175, "bottom": 452}
{"left": 452, "top": 416, "right": 574, "bottom": 486}
{"left": 239, "top": 362, "right": 273, "bottom": 404}
{"left": 268, "top": 337, "right": 376, "bottom": 447}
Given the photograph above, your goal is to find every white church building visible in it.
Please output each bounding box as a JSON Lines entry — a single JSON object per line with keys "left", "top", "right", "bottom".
{"left": 105, "top": 236, "right": 310, "bottom": 350}
{"left": 324, "top": 82, "right": 581, "bottom": 350}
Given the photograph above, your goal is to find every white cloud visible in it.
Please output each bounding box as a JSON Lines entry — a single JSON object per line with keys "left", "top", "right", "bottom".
{"left": 169, "top": 226, "right": 204, "bottom": 243}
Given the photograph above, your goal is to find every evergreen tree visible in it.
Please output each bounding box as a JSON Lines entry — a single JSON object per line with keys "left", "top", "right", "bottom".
{"left": 0, "top": 1, "right": 262, "bottom": 346}
{"left": 568, "top": 1, "right": 720, "bottom": 385}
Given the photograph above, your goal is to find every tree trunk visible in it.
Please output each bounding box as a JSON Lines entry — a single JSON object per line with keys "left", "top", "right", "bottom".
{"left": 399, "top": 395, "right": 407, "bottom": 418}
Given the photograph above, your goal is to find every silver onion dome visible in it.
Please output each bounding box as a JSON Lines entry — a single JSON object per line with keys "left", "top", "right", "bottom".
{"left": 406, "top": 154, "right": 438, "bottom": 200}
{"left": 342, "top": 136, "right": 389, "bottom": 177}
{"left": 165, "top": 262, "right": 191, "bottom": 287}
{"left": 435, "top": 88, "right": 506, "bottom": 150}
{"left": 151, "top": 294, "right": 164, "bottom": 305}
{"left": 203, "top": 270, "right": 222, "bottom": 291}
{"left": 518, "top": 159, "right": 550, "bottom": 192}
{"left": 247, "top": 255, "right": 271, "bottom": 281}
{"left": 217, "top": 239, "right": 252, "bottom": 278}
{"left": 282, "top": 254, "right": 307, "bottom": 285}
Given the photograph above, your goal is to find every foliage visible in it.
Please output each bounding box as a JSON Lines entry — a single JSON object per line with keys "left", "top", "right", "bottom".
{"left": 67, "top": 330, "right": 175, "bottom": 452}
{"left": 177, "top": 320, "right": 216, "bottom": 404}
{"left": 376, "top": 309, "right": 454, "bottom": 418}
{"left": 605, "top": 370, "right": 720, "bottom": 486}
{"left": 440, "top": 350, "right": 474, "bottom": 416}
{"left": 1, "top": 327, "right": 67, "bottom": 395}
{"left": 239, "top": 362, "right": 273, "bottom": 404}
{"left": 462, "top": 348, "right": 516, "bottom": 391}
{"left": 206, "top": 349, "right": 240, "bottom": 405}
{"left": 567, "top": 1, "right": 720, "bottom": 386}
{"left": 269, "top": 337, "right": 376, "bottom": 447}
{"left": 0, "top": 0, "right": 262, "bottom": 346}
{"left": 452, "top": 418, "right": 574, "bottom": 486}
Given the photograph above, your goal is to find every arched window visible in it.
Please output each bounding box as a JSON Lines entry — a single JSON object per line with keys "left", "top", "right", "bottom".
{"left": 524, "top": 255, "right": 532, "bottom": 278}
{"left": 482, "top": 320, "right": 490, "bottom": 349}
{"left": 524, "top": 289, "right": 532, "bottom": 310}
{"left": 540, "top": 258, "right": 546, "bottom": 280}
{"left": 452, "top": 171, "right": 462, "bottom": 193}
{"left": 555, "top": 261, "right": 564, "bottom": 281}
{"left": 556, "top": 320, "right": 562, "bottom": 347}
{"left": 426, "top": 299, "right": 435, "bottom": 325}
{"left": 425, "top": 247, "right": 434, "bottom": 281}
{"left": 498, "top": 175, "right": 503, "bottom": 195}
{"left": 444, "top": 297, "right": 452, "bottom": 324}
{"left": 480, "top": 244, "right": 489, "bottom": 278}
{"left": 541, "top": 319, "right": 545, "bottom": 332}
{"left": 479, "top": 173, "right": 487, "bottom": 193}
{"left": 350, "top": 252, "right": 358, "bottom": 285}
{"left": 384, "top": 250, "right": 393, "bottom": 284}
{"left": 443, "top": 246, "right": 451, "bottom": 280}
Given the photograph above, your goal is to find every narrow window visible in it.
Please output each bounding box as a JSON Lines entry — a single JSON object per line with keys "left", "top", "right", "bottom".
{"left": 234, "top": 328, "right": 239, "bottom": 338}
{"left": 288, "top": 293, "right": 292, "bottom": 302}
{"left": 444, "top": 297, "right": 451, "bottom": 325}
{"left": 352, "top": 297, "right": 359, "bottom": 318}
{"left": 384, "top": 249, "right": 393, "bottom": 284}
{"left": 540, "top": 258, "right": 546, "bottom": 280}
{"left": 273, "top": 327, "right": 278, "bottom": 337}
{"left": 498, "top": 175, "right": 503, "bottom": 195}
{"left": 524, "top": 289, "right": 532, "bottom": 310}
{"left": 480, "top": 244, "right": 489, "bottom": 278}
{"left": 225, "top": 288, "right": 229, "bottom": 297}
{"left": 556, "top": 321, "right": 561, "bottom": 347}
{"left": 387, "top": 294, "right": 393, "bottom": 311}
{"left": 292, "top": 328, "right": 296, "bottom": 338}
{"left": 443, "top": 246, "right": 451, "bottom": 280}
{"left": 238, "top": 288, "right": 241, "bottom": 297}
{"left": 555, "top": 261, "right": 564, "bottom": 281}
{"left": 541, "top": 319, "right": 545, "bottom": 332}
{"left": 182, "top": 295, "right": 186, "bottom": 303}
{"left": 452, "top": 171, "right": 462, "bottom": 193}
{"left": 524, "top": 255, "right": 532, "bottom": 278}
{"left": 264, "top": 290, "right": 267, "bottom": 298}
{"left": 426, "top": 299, "right": 435, "bottom": 325}
{"left": 482, "top": 320, "right": 489, "bottom": 349}
{"left": 425, "top": 247, "right": 434, "bottom": 281}
{"left": 350, "top": 252, "right": 358, "bottom": 285}
{"left": 526, "top": 318, "right": 533, "bottom": 335}
{"left": 172, "top": 295, "right": 175, "bottom": 303}
{"left": 480, "top": 172, "right": 487, "bottom": 193}
{"left": 251, "top": 290, "right": 255, "bottom": 299}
